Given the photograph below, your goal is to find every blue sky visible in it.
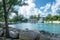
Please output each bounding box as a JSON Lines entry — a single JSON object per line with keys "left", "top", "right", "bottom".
{"left": 14, "top": 0, "right": 55, "bottom": 11}
{"left": 35, "top": 0, "right": 55, "bottom": 8}
{"left": 35, "top": 0, "right": 56, "bottom": 13}
{"left": 34, "top": 0, "right": 56, "bottom": 13}
{"left": 10, "top": 0, "right": 60, "bottom": 18}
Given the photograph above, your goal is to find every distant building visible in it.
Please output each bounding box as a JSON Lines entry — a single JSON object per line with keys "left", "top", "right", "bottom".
{"left": 38, "top": 17, "right": 44, "bottom": 23}
{"left": 28, "top": 19, "right": 38, "bottom": 23}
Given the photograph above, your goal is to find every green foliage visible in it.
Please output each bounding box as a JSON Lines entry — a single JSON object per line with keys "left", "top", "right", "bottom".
{"left": 37, "top": 14, "right": 40, "bottom": 20}
{"left": 30, "top": 15, "right": 36, "bottom": 19}
{"left": 8, "top": 15, "right": 24, "bottom": 22}
{"left": 0, "top": 0, "right": 28, "bottom": 22}
{"left": 45, "top": 14, "right": 60, "bottom": 21}
{"left": 45, "top": 14, "right": 52, "bottom": 21}
{"left": 29, "top": 14, "right": 40, "bottom": 21}
{"left": 0, "top": 13, "right": 4, "bottom": 22}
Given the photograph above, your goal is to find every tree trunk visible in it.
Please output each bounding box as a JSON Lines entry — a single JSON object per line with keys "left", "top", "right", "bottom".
{"left": 2, "top": 0, "right": 9, "bottom": 38}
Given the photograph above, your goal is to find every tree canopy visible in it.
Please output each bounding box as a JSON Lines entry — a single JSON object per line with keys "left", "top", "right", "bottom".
{"left": 45, "top": 14, "right": 60, "bottom": 21}
{"left": 0, "top": 0, "right": 28, "bottom": 37}
{"left": 0, "top": 0, "right": 28, "bottom": 21}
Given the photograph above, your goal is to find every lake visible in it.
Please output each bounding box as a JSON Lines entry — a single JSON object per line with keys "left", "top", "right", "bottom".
{"left": 9, "top": 23, "right": 60, "bottom": 34}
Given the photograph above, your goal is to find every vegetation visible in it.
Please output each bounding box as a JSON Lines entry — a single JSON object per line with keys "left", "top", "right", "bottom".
{"left": 0, "top": 0, "right": 60, "bottom": 38}
{"left": 0, "top": 0, "right": 28, "bottom": 37}
{"left": 9, "top": 15, "right": 24, "bottom": 22}
{"left": 45, "top": 14, "right": 60, "bottom": 21}
{"left": 29, "top": 14, "right": 40, "bottom": 21}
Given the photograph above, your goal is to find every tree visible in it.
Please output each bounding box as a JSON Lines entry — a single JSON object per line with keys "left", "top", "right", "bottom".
{"left": 30, "top": 15, "right": 37, "bottom": 19}
{"left": 1, "top": 0, "right": 28, "bottom": 38}
{"left": 37, "top": 14, "right": 40, "bottom": 21}
{"left": 52, "top": 15, "right": 58, "bottom": 21}
{"left": 12, "top": 15, "right": 24, "bottom": 22}
{"left": 45, "top": 14, "right": 52, "bottom": 21}
{"left": 0, "top": 0, "right": 4, "bottom": 22}
{"left": 0, "top": 13, "right": 4, "bottom": 22}
{"left": 29, "top": 14, "right": 41, "bottom": 21}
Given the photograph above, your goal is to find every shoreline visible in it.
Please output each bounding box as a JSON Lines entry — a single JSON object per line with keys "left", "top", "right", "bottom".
{"left": 0, "top": 21, "right": 60, "bottom": 24}
{"left": 44, "top": 21, "right": 60, "bottom": 24}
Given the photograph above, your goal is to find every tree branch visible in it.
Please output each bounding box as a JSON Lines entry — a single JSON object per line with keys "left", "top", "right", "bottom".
{"left": 7, "top": 3, "right": 12, "bottom": 13}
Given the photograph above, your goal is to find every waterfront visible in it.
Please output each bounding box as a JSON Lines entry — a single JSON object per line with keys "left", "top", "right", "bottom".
{"left": 9, "top": 23, "right": 60, "bottom": 34}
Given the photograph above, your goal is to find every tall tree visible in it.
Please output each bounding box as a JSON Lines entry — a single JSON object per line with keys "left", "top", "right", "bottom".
{"left": 2, "top": 0, "right": 28, "bottom": 38}
{"left": 2, "top": 0, "right": 9, "bottom": 38}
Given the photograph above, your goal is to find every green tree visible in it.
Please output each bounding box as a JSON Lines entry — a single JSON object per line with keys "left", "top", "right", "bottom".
{"left": 30, "top": 15, "right": 37, "bottom": 19}
{"left": 52, "top": 15, "right": 58, "bottom": 21}
{"left": 29, "top": 14, "right": 40, "bottom": 21}
{"left": 45, "top": 14, "right": 52, "bottom": 21}
{"left": 1, "top": 0, "right": 28, "bottom": 37}
{"left": 12, "top": 15, "right": 24, "bottom": 22}
{"left": 57, "top": 14, "right": 60, "bottom": 21}
{"left": 0, "top": 1, "right": 4, "bottom": 22}
{"left": 45, "top": 14, "right": 60, "bottom": 21}
{"left": 37, "top": 14, "right": 40, "bottom": 21}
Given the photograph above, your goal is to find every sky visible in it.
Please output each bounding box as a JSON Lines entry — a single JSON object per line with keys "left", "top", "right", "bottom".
{"left": 10, "top": 0, "right": 60, "bottom": 18}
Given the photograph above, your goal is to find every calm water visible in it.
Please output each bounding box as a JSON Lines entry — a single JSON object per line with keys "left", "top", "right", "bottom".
{"left": 9, "top": 23, "right": 60, "bottom": 34}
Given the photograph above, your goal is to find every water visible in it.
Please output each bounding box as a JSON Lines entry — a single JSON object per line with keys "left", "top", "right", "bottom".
{"left": 9, "top": 23, "right": 60, "bottom": 34}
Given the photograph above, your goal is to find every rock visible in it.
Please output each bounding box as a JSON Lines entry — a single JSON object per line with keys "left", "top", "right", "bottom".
{"left": 6, "top": 38, "right": 20, "bottom": 40}
{"left": 12, "top": 39, "right": 20, "bottom": 40}
{"left": 39, "top": 30, "right": 60, "bottom": 40}
{"left": 19, "top": 30, "right": 40, "bottom": 40}
{"left": 9, "top": 27, "right": 19, "bottom": 38}
{"left": 0, "top": 37, "right": 3, "bottom": 40}
{"left": 0, "top": 28, "right": 4, "bottom": 37}
{"left": 6, "top": 38, "right": 12, "bottom": 40}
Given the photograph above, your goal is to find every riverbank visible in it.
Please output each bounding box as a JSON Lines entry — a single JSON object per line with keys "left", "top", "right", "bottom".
{"left": 44, "top": 21, "right": 60, "bottom": 23}
{"left": 0, "top": 21, "right": 60, "bottom": 24}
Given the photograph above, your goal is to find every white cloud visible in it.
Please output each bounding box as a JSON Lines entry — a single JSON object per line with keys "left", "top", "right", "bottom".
{"left": 40, "top": 3, "right": 51, "bottom": 12}
{"left": 8, "top": 0, "right": 60, "bottom": 18}
{"left": 9, "top": 13, "right": 16, "bottom": 19}
{"left": 40, "top": 0, "right": 60, "bottom": 16}
{"left": 44, "top": 3, "right": 51, "bottom": 12}
{"left": 18, "top": 0, "right": 54, "bottom": 17}
{"left": 16, "top": 0, "right": 60, "bottom": 18}
{"left": 39, "top": 3, "right": 51, "bottom": 17}
{"left": 40, "top": 7, "right": 44, "bottom": 10}
{"left": 51, "top": 0, "right": 60, "bottom": 15}
{"left": 18, "top": 0, "right": 41, "bottom": 18}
